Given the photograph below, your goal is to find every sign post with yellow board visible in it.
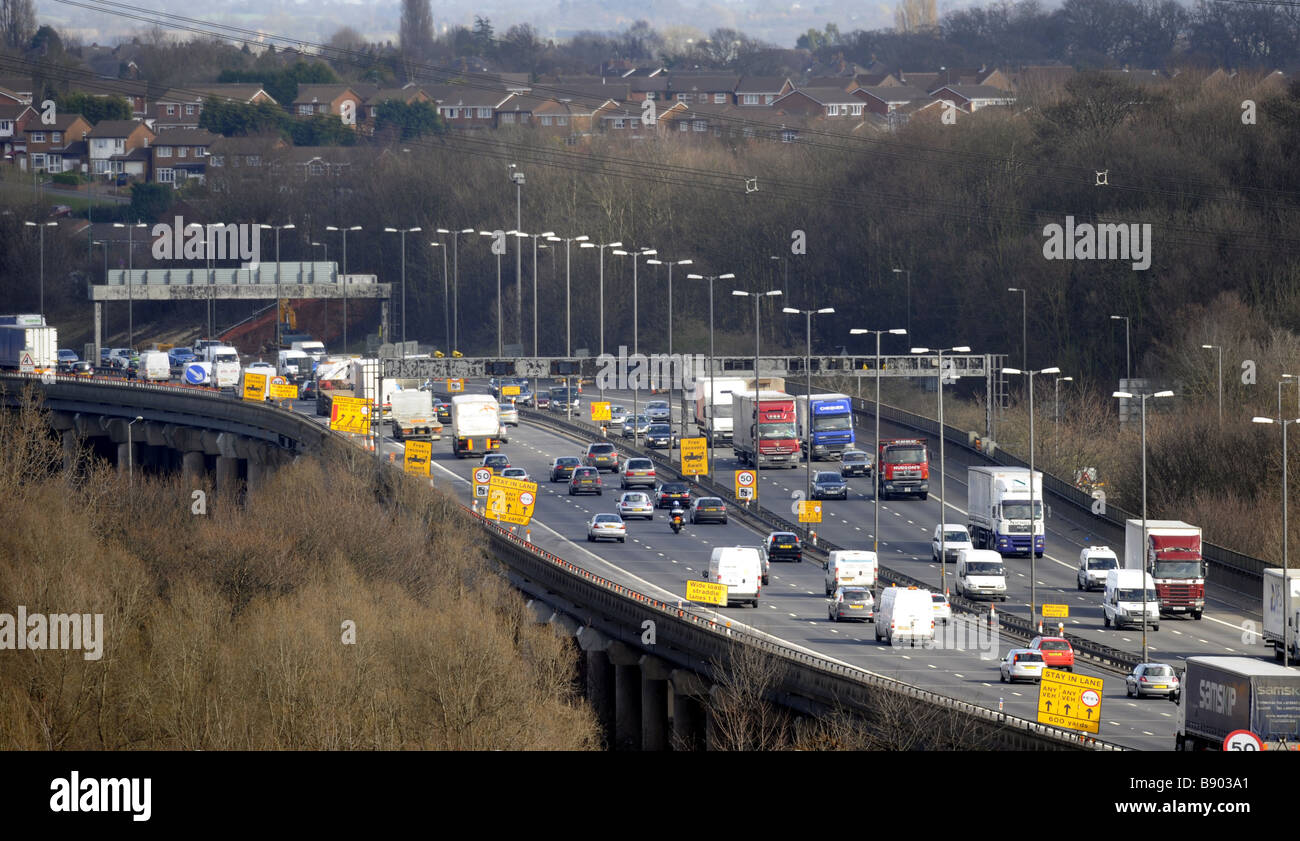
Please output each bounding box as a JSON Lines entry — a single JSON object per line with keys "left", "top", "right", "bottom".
{"left": 1042, "top": 604, "right": 1069, "bottom": 619}
{"left": 686, "top": 580, "right": 728, "bottom": 606}
{"left": 487, "top": 475, "right": 538, "bottom": 526}
{"left": 329, "top": 396, "right": 372, "bottom": 435}
{"left": 797, "top": 500, "right": 823, "bottom": 523}
{"left": 446, "top": 378, "right": 465, "bottom": 393}
{"left": 501, "top": 385, "right": 520, "bottom": 398}
{"left": 735, "top": 469, "right": 757, "bottom": 501}
{"left": 241, "top": 371, "right": 268, "bottom": 402}
{"left": 590, "top": 402, "right": 611, "bottom": 422}
{"left": 679, "top": 437, "right": 708, "bottom": 476}
{"left": 403, "top": 440, "right": 432, "bottom": 476}
{"left": 268, "top": 382, "right": 299, "bottom": 402}
{"left": 472, "top": 467, "right": 492, "bottom": 500}
{"left": 1036, "top": 668, "right": 1103, "bottom": 734}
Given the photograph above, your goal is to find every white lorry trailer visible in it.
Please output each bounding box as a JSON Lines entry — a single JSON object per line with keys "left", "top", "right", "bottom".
{"left": 1263, "top": 567, "right": 1300, "bottom": 662}
{"left": 450, "top": 394, "right": 501, "bottom": 457}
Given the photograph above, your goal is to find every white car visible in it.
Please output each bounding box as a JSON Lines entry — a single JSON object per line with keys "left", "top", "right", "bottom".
{"left": 999, "top": 648, "right": 1046, "bottom": 683}
{"left": 616, "top": 491, "right": 654, "bottom": 520}
{"left": 247, "top": 361, "right": 275, "bottom": 373}
{"left": 932, "top": 523, "right": 974, "bottom": 564}
{"left": 930, "top": 592, "right": 952, "bottom": 625}
{"left": 499, "top": 402, "right": 519, "bottom": 425}
{"left": 587, "top": 513, "right": 627, "bottom": 543}
{"left": 500, "top": 467, "right": 530, "bottom": 482}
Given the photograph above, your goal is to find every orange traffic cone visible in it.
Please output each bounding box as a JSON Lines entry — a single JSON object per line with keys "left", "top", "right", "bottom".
{"left": 989, "top": 603, "right": 997, "bottom": 626}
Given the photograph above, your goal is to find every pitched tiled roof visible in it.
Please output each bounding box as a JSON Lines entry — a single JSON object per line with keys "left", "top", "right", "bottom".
{"left": 87, "top": 119, "right": 151, "bottom": 138}
{"left": 151, "top": 128, "right": 220, "bottom": 146}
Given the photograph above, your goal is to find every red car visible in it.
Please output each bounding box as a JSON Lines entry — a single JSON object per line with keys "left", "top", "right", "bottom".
{"left": 1029, "top": 636, "right": 1075, "bottom": 671}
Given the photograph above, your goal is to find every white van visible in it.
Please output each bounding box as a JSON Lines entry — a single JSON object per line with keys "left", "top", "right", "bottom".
{"left": 955, "top": 548, "right": 1007, "bottom": 601}
{"left": 1103, "top": 569, "right": 1160, "bottom": 631}
{"left": 707, "top": 547, "right": 763, "bottom": 608}
{"left": 824, "top": 550, "right": 878, "bottom": 595}
{"left": 136, "top": 351, "right": 170, "bottom": 382}
{"left": 277, "top": 349, "right": 310, "bottom": 380}
{"left": 875, "top": 585, "right": 935, "bottom": 646}
{"left": 1077, "top": 546, "right": 1119, "bottom": 591}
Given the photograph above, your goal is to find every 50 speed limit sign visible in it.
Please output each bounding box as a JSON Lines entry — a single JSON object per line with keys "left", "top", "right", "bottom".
{"left": 1223, "top": 730, "right": 1263, "bottom": 751}
{"left": 473, "top": 467, "right": 492, "bottom": 498}
{"left": 735, "top": 469, "right": 757, "bottom": 500}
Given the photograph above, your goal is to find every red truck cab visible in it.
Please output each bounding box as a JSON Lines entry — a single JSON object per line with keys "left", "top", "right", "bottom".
{"left": 876, "top": 438, "right": 930, "bottom": 500}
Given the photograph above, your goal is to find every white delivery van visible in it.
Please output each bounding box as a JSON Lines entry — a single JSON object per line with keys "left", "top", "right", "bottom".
{"left": 136, "top": 351, "right": 170, "bottom": 382}
{"left": 875, "top": 585, "right": 935, "bottom": 646}
{"left": 955, "top": 549, "right": 1008, "bottom": 601}
{"left": 1077, "top": 546, "right": 1119, "bottom": 591}
{"left": 824, "top": 550, "right": 878, "bottom": 595}
{"left": 1104, "top": 569, "right": 1160, "bottom": 631}
{"left": 277, "top": 349, "right": 310, "bottom": 381}
{"left": 707, "top": 547, "right": 763, "bottom": 608}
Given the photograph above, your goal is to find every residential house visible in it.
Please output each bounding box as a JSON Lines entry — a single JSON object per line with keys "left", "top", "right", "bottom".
{"left": 0, "top": 77, "right": 34, "bottom": 103}
{"left": 82, "top": 78, "right": 150, "bottom": 118}
{"left": 86, "top": 119, "right": 155, "bottom": 178}
{"left": 364, "top": 86, "right": 432, "bottom": 124}
{"left": 281, "top": 146, "right": 361, "bottom": 178}
{"left": 735, "top": 76, "right": 794, "bottom": 106}
{"left": 597, "top": 104, "right": 657, "bottom": 139}
{"left": 23, "top": 114, "right": 92, "bottom": 173}
{"left": 806, "top": 72, "right": 899, "bottom": 90}
{"left": 150, "top": 128, "right": 218, "bottom": 188}
{"left": 535, "top": 96, "right": 615, "bottom": 139}
{"left": 627, "top": 75, "right": 669, "bottom": 103}
{"left": 668, "top": 74, "right": 739, "bottom": 106}
{"left": 930, "top": 85, "right": 1016, "bottom": 112}
{"left": 773, "top": 86, "right": 868, "bottom": 118}
{"left": 152, "top": 84, "right": 276, "bottom": 130}
{"left": 205, "top": 135, "right": 290, "bottom": 191}
{"left": 853, "top": 86, "right": 931, "bottom": 116}
{"left": 425, "top": 85, "right": 515, "bottom": 129}
{"left": 0, "top": 103, "right": 36, "bottom": 158}
{"left": 291, "top": 84, "right": 364, "bottom": 126}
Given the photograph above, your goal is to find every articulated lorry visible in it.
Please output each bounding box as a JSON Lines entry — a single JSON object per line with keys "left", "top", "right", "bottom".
{"left": 1124, "top": 520, "right": 1206, "bottom": 619}
{"left": 0, "top": 314, "right": 57, "bottom": 370}
{"left": 1175, "top": 656, "right": 1300, "bottom": 750}
{"left": 732, "top": 390, "right": 800, "bottom": 468}
{"left": 450, "top": 394, "right": 501, "bottom": 457}
{"left": 876, "top": 438, "right": 930, "bottom": 500}
{"left": 795, "top": 393, "right": 855, "bottom": 460}
{"left": 967, "top": 467, "right": 1044, "bottom": 556}
{"left": 1263, "top": 567, "right": 1300, "bottom": 662}
{"left": 694, "top": 377, "right": 748, "bottom": 444}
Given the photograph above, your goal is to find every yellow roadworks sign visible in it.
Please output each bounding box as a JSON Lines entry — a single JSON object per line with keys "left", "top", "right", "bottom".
{"left": 686, "top": 580, "right": 728, "bottom": 606}
{"left": 680, "top": 437, "right": 708, "bottom": 476}
{"left": 487, "top": 475, "right": 538, "bottom": 525}
{"left": 447, "top": 378, "right": 465, "bottom": 392}
{"left": 590, "top": 401, "right": 611, "bottom": 422}
{"left": 502, "top": 385, "right": 520, "bottom": 397}
{"left": 268, "top": 382, "right": 298, "bottom": 401}
{"left": 798, "top": 500, "right": 823, "bottom": 523}
{"left": 404, "top": 440, "right": 431, "bottom": 476}
{"left": 1037, "top": 668, "right": 1103, "bottom": 734}
{"left": 330, "top": 395, "right": 372, "bottom": 435}
{"left": 242, "top": 371, "right": 268, "bottom": 401}
{"left": 735, "top": 469, "right": 757, "bottom": 500}
{"left": 1042, "top": 603, "right": 1069, "bottom": 619}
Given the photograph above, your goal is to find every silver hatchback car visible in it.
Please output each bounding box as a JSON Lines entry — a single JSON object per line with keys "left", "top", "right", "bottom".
{"left": 616, "top": 491, "right": 654, "bottom": 520}
{"left": 499, "top": 402, "right": 519, "bottom": 426}
{"left": 999, "top": 649, "right": 1046, "bottom": 684}
{"left": 828, "top": 586, "right": 875, "bottom": 622}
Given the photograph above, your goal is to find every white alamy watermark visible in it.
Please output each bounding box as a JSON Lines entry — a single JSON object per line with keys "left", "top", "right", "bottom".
{"left": 1042, "top": 215, "right": 1151, "bottom": 271}
{"left": 151, "top": 215, "right": 261, "bottom": 268}
{"left": 595, "top": 346, "right": 705, "bottom": 393}
{"left": 0, "top": 606, "right": 104, "bottom": 661}
{"left": 50, "top": 772, "right": 151, "bottom": 822}
{"left": 885, "top": 616, "right": 1000, "bottom": 659}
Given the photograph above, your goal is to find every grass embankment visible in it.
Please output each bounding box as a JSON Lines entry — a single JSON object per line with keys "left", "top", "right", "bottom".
{"left": 0, "top": 389, "right": 598, "bottom": 750}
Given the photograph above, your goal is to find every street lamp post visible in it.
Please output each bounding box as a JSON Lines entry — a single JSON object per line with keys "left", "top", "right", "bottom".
{"left": 1202, "top": 344, "right": 1223, "bottom": 427}
{"left": 429, "top": 241, "right": 448, "bottom": 351}
{"left": 614, "top": 247, "right": 656, "bottom": 439}
{"left": 1113, "top": 388, "right": 1175, "bottom": 662}
{"left": 648, "top": 257, "right": 694, "bottom": 439}
{"left": 580, "top": 239, "right": 622, "bottom": 404}
{"left": 892, "top": 268, "right": 912, "bottom": 340}
{"left": 24, "top": 220, "right": 57, "bottom": 318}
{"left": 128, "top": 415, "right": 143, "bottom": 488}
{"left": 528, "top": 231, "right": 556, "bottom": 403}
{"left": 851, "top": 327, "right": 907, "bottom": 553}
{"left": 260, "top": 223, "right": 296, "bottom": 348}
{"left": 1007, "top": 366, "right": 1061, "bottom": 628}
{"left": 784, "top": 306, "right": 835, "bottom": 501}
{"left": 384, "top": 226, "right": 421, "bottom": 354}
{"left": 548, "top": 233, "right": 590, "bottom": 420}
{"left": 1007, "top": 287, "right": 1027, "bottom": 370}
{"left": 1054, "top": 375, "right": 1074, "bottom": 459}
{"left": 1253, "top": 412, "right": 1299, "bottom": 668}
{"left": 478, "top": 230, "right": 507, "bottom": 356}
{"left": 733, "top": 288, "right": 783, "bottom": 502}
{"left": 326, "top": 225, "right": 361, "bottom": 350}
{"left": 1110, "top": 315, "right": 1132, "bottom": 381}
{"left": 914, "top": 344, "right": 973, "bottom": 595}
{"left": 186, "top": 223, "right": 217, "bottom": 340}
{"left": 435, "top": 227, "right": 474, "bottom": 353}
{"left": 509, "top": 166, "right": 526, "bottom": 347}
{"left": 688, "top": 272, "right": 735, "bottom": 483}
{"left": 112, "top": 222, "right": 147, "bottom": 349}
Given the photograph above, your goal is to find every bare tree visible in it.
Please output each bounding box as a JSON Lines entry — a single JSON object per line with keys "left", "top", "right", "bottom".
{"left": 895, "top": 0, "right": 938, "bottom": 33}
{"left": 0, "top": 0, "right": 35, "bottom": 50}
{"left": 707, "top": 644, "right": 793, "bottom": 750}
{"left": 400, "top": 0, "right": 433, "bottom": 60}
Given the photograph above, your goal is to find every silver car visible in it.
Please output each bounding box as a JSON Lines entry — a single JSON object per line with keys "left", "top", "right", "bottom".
{"left": 645, "top": 400, "right": 671, "bottom": 422}
{"left": 501, "top": 466, "right": 530, "bottom": 482}
{"left": 828, "top": 586, "right": 875, "bottom": 622}
{"left": 999, "top": 649, "right": 1046, "bottom": 683}
{"left": 1125, "top": 663, "right": 1181, "bottom": 700}
{"left": 608, "top": 405, "right": 629, "bottom": 429}
{"left": 622, "top": 415, "right": 650, "bottom": 438}
{"left": 499, "top": 402, "right": 519, "bottom": 426}
{"left": 616, "top": 491, "right": 654, "bottom": 520}
{"left": 587, "top": 513, "right": 627, "bottom": 543}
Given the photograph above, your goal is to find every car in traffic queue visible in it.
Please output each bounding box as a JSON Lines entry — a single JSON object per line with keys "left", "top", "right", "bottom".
{"left": 70, "top": 361, "right": 95, "bottom": 378}
{"left": 535, "top": 392, "right": 551, "bottom": 410}
{"left": 644, "top": 423, "right": 676, "bottom": 449}
{"left": 1029, "top": 636, "right": 1075, "bottom": 671}
{"left": 930, "top": 592, "right": 952, "bottom": 625}
{"left": 500, "top": 467, "right": 530, "bottom": 482}
{"left": 620, "top": 458, "right": 657, "bottom": 489}
{"left": 616, "top": 491, "right": 655, "bottom": 520}
{"left": 587, "top": 513, "right": 627, "bottom": 543}
{"left": 434, "top": 400, "right": 453, "bottom": 424}
{"left": 497, "top": 422, "right": 510, "bottom": 444}
{"left": 548, "top": 386, "right": 581, "bottom": 413}
{"left": 839, "top": 449, "right": 872, "bottom": 477}
{"left": 499, "top": 402, "right": 520, "bottom": 426}
{"left": 1125, "top": 663, "right": 1181, "bottom": 700}
{"left": 645, "top": 400, "right": 671, "bottom": 422}
{"left": 828, "top": 586, "right": 875, "bottom": 622}
{"left": 584, "top": 442, "right": 621, "bottom": 472}
{"left": 167, "top": 347, "right": 196, "bottom": 367}
{"left": 811, "top": 470, "right": 848, "bottom": 500}
{"left": 57, "top": 348, "right": 79, "bottom": 366}
{"left": 608, "top": 405, "right": 629, "bottom": 429}
{"left": 932, "top": 523, "right": 975, "bottom": 564}
{"left": 480, "top": 453, "right": 511, "bottom": 475}
{"left": 569, "top": 466, "right": 603, "bottom": 496}
{"left": 655, "top": 482, "right": 692, "bottom": 509}
{"left": 689, "top": 497, "right": 728, "bottom": 524}
{"left": 765, "top": 531, "right": 803, "bottom": 563}
{"left": 549, "top": 456, "right": 581, "bottom": 482}
{"left": 999, "top": 649, "right": 1047, "bottom": 683}
{"left": 621, "top": 414, "right": 650, "bottom": 439}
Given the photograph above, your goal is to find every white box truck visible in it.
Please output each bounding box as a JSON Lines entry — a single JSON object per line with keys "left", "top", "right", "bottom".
{"left": 201, "top": 345, "right": 241, "bottom": 390}
{"left": 694, "top": 377, "right": 748, "bottom": 444}
{"left": 0, "top": 323, "right": 57, "bottom": 370}
{"left": 824, "top": 550, "right": 878, "bottom": 594}
{"left": 1124, "top": 520, "right": 1206, "bottom": 619}
{"left": 449, "top": 394, "right": 501, "bottom": 457}
{"left": 390, "top": 390, "right": 441, "bottom": 442}
{"left": 277, "top": 349, "right": 311, "bottom": 382}
{"left": 1263, "top": 567, "right": 1300, "bottom": 662}
{"left": 966, "top": 466, "right": 1044, "bottom": 557}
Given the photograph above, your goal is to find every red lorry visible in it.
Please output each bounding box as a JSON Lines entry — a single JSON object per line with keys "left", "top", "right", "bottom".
{"left": 876, "top": 438, "right": 930, "bottom": 500}
{"left": 732, "top": 391, "right": 801, "bottom": 468}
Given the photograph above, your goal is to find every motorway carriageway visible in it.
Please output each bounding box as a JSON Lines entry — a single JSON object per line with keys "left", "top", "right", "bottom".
{"left": 591, "top": 385, "right": 1268, "bottom": 669}
{"left": 288, "top": 390, "right": 1176, "bottom": 750}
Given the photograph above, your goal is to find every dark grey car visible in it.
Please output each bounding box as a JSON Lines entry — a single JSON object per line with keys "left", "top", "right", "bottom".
{"left": 812, "top": 470, "right": 848, "bottom": 500}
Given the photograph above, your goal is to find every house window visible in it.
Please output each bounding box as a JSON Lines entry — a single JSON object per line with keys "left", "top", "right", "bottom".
{"left": 765, "top": 95, "right": 775, "bottom": 104}
{"left": 446, "top": 107, "right": 459, "bottom": 119}
{"left": 678, "top": 121, "right": 688, "bottom": 132}
{"left": 540, "top": 115, "right": 552, "bottom": 126}
{"left": 693, "top": 120, "right": 705, "bottom": 132}
{"left": 743, "top": 94, "right": 758, "bottom": 105}
{"left": 195, "top": 147, "right": 206, "bottom": 157}
{"left": 177, "top": 147, "right": 187, "bottom": 158}
{"left": 556, "top": 116, "right": 567, "bottom": 126}
{"left": 851, "top": 104, "right": 863, "bottom": 116}
{"left": 31, "top": 132, "right": 43, "bottom": 143}
{"left": 714, "top": 93, "right": 726, "bottom": 104}
{"left": 209, "top": 155, "right": 223, "bottom": 167}
{"left": 247, "top": 155, "right": 260, "bottom": 167}
{"left": 676, "top": 93, "right": 689, "bottom": 102}
{"left": 478, "top": 107, "right": 491, "bottom": 118}
{"left": 298, "top": 105, "right": 313, "bottom": 115}
{"left": 500, "top": 112, "right": 515, "bottom": 123}
{"left": 114, "top": 139, "right": 124, "bottom": 152}
{"left": 157, "top": 168, "right": 174, "bottom": 183}
{"left": 185, "top": 105, "right": 195, "bottom": 115}
{"left": 51, "top": 132, "right": 61, "bottom": 143}
{"left": 781, "top": 130, "right": 796, "bottom": 142}
{"left": 166, "top": 105, "right": 175, "bottom": 115}
{"left": 156, "top": 146, "right": 172, "bottom": 157}
{"left": 309, "top": 162, "right": 324, "bottom": 175}
{"left": 93, "top": 159, "right": 107, "bottom": 174}
{"left": 31, "top": 153, "right": 45, "bottom": 169}
{"left": 827, "top": 105, "right": 839, "bottom": 117}
{"left": 613, "top": 118, "right": 625, "bottom": 129}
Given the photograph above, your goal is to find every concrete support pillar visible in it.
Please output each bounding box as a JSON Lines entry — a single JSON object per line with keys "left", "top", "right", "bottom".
{"left": 585, "top": 649, "right": 614, "bottom": 746}
{"left": 116, "top": 441, "right": 137, "bottom": 476}
{"left": 607, "top": 641, "right": 643, "bottom": 751}
{"left": 640, "top": 654, "right": 672, "bottom": 752}
{"left": 670, "top": 669, "right": 711, "bottom": 751}
{"left": 62, "top": 431, "right": 78, "bottom": 472}
{"left": 182, "top": 450, "right": 205, "bottom": 481}
{"left": 214, "top": 456, "right": 239, "bottom": 494}
{"left": 246, "top": 457, "right": 264, "bottom": 496}
{"left": 93, "top": 302, "right": 102, "bottom": 365}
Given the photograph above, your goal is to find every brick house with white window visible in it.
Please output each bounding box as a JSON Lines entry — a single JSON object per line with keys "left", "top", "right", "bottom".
{"left": 291, "top": 85, "right": 364, "bottom": 126}
{"left": 667, "top": 74, "right": 739, "bottom": 106}
{"left": 86, "top": 119, "right": 155, "bottom": 178}
{"left": 150, "top": 128, "right": 218, "bottom": 187}
{"left": 22, "top": 114, "right": 92, "bottom": 173}
{"left": 0, "top": 103, "right": 36, "bottom": 158}
{"left": 734, "top": 77, "right": 794, "bottom": 106}
{"left": 153, "top": 84, "right": 276, "bottom": 129}
{"left": 772, "top": 86, "right": 869, "bottom": 119}
{"left": 425, "top": 86, "right": 515, "bottom": 129}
